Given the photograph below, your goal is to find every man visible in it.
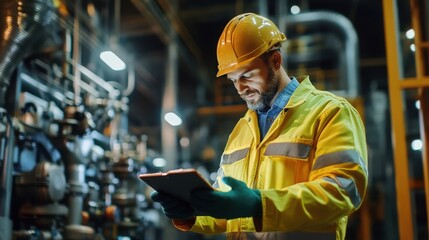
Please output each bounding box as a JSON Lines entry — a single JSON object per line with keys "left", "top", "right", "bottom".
{"left": 151, "top": 13, "right": 368, "bottom": 240}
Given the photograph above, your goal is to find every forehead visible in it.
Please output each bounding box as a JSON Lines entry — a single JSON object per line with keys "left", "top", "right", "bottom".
{"left": 227, "top": 57, "right": 266, "bottom": 79}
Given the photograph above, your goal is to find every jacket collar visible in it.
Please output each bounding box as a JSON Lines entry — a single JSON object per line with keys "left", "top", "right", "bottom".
{"left": 285, "top": 75, "right": 313, "bottom": 109}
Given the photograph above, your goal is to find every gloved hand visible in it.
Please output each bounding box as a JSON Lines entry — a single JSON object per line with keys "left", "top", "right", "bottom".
{"left": 150, "top": 191, "right": 195, "bottom": 219}
{"left": 190, "top": 176, "right": 262, "bottom": 219}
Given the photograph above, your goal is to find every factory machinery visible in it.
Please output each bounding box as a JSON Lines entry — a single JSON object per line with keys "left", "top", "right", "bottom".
{"left": 0, "top": 1, "right": 370, "bottom": 239}
{"left": 1, "top": 0, "right": 426, "bottom": 239}
{"left": 0, "top": 0, "right": 164, "bottom": 239}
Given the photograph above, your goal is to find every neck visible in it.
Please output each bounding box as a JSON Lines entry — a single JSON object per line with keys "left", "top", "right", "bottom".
{"left": 269, "top": 67, "right": 291, "bottom": 106}
{"left": 278, "top": 66, "right": 291, "bottom": 90}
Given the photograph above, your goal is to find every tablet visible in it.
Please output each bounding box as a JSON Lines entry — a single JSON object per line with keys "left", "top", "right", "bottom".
{"left": 138, "top": 168, "right": 214, "bottom": 203}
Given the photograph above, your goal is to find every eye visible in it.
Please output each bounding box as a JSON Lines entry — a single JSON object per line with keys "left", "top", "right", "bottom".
{"left": 242, "top": 73, "right": 254, "bottom": 79}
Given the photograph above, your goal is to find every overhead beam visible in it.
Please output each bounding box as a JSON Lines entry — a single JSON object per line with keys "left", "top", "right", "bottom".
{"left": 129, "top": 0, "right": 211, "bottom": 89}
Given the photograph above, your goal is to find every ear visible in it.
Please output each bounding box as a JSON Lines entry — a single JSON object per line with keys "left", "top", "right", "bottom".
{"left": 270, "top": 51, "right": 282, "bottom": 70}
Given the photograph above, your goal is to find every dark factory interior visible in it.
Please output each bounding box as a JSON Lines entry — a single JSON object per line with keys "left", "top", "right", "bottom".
{"left": 0, "top": 0, "right": 428, "bottom": 239}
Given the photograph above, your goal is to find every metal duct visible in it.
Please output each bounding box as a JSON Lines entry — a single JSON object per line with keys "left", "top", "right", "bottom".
{"left": 281, "top": 11, "right": 359, "bottom": 98}
{"left": 0, "top": 0, "right": 57, "bottom": 106}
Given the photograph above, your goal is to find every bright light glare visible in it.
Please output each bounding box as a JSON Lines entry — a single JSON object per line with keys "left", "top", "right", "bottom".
{"left": 100, "top": 51, "right": 126, "bottom": 71}
{"left": 180, "top": 137, "right": 190, "bottom": 147}
{"left": 415, "top": 100, "right": 420, "bottom": 110}
{"left": 406, "top": 29, "right": 415, "bottom": 39}
{"left": 291, "top": 5, "right": 301, "bottom": 15}
{"left": 411, "top": 139, "right": 422, "bottom": 151}
{"left": 410, "top": 43, "right": 416, "bottom": 52}
{"left": 153, "top": 157, "right": 167, "bottom": 167}
{"left": 164, "top": 112, "right": 182, "bottom": 126}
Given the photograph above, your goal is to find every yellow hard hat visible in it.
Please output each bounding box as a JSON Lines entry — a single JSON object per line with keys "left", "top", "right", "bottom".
{"left": 216, "top": 13, "right": 286, "bottom": 77}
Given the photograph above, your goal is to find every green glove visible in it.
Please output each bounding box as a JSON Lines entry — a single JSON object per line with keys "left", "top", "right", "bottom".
{"left": 190, "top": 176, "right": 262, "bottom": 219}
{"left": 150, "top": 191, "right": 195, "bottom": 219}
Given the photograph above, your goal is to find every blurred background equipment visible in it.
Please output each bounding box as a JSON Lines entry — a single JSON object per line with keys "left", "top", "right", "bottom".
{"left": 0, "top": 0, "right": 427, "bottom": 240}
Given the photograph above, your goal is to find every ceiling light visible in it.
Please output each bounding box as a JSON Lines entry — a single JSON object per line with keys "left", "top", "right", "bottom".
{"left": 411, "top": 139, "right": 422, "bottom": 151}
{"left": 153, "top": 157, "right": 167, "bottom": 167}
{"left": 164, "top": 112, "right": 182, "bottom": 126}
{"left": 406, "top": 29, "right": 415, "bottom": 39}
{"left": 100, "top": 51, "right": 126, "bottom": 71}
{"left": 415, "top": 100, "right": 420, "bottom": 110}
{"left": 291, "top": 5, "right": 301, "bottom": 15}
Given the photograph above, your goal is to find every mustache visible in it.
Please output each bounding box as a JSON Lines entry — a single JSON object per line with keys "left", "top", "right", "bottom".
{"left": 240, "top": 89, "right": 259, "bottom": 98}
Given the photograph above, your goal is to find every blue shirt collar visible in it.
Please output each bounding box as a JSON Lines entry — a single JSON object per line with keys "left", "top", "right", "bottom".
{"left": 256, "top": 77, "right": 299, "bottom": 140}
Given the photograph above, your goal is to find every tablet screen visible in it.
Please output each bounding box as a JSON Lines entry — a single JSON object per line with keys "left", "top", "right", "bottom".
{"left": 139, "top": 168, "right": 214, "bottom": 203}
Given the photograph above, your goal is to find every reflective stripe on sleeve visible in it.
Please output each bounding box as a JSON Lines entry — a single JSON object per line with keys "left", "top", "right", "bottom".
{"left": 324, "top": 177, "right": 362, "bottom": 208}
{"left": 312, "top": 149, "right": 367, "bottom": 175}
{"left": 220, "top": 148, "right": 249, "bottom": 165}
{"left": 264, "top": 142, "right": 311, "bottom": 159}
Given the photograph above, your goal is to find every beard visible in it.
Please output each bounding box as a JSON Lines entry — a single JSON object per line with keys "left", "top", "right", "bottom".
{"left": 242, "top": 69, "right": 279, "bottom": 111}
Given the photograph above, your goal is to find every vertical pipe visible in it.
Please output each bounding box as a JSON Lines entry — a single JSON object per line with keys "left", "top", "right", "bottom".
{"left": 258, "top": 0, "right": 268, "bottom": 17}
{"left": 112, "top": 0, "right": 121, "bottom": 44}
{"left": 63, "top": 29, "right": 72, "bottom": 84}
{"left": 73, "top": 0, "right": 81, "bottom": 105}
{"left": 160, "top": 6, "right": 179, "bottom": 239}
{"left": 0, "top": 109, "right": 14, "bottom": 240}
{"left": 162, "top": 30, "right": 178, "bottom": 171}
{"left": 275, "top": 0, "right": 287, "bottom": 24}
{"left": 67, "top": 164, "right": 86, "bottom": 225}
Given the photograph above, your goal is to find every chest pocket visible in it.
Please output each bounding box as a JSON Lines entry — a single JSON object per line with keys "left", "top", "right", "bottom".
{"left": 261, "top": 142, "right": 312, "bottom": 187}
{"left": 220, "top": 148, "right": 249, "bottom": 178}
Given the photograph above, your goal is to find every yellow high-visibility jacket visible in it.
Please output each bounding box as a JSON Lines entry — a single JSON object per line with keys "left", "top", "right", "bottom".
{"left": 174, "top": 76, "right": 368, "bottom": 240}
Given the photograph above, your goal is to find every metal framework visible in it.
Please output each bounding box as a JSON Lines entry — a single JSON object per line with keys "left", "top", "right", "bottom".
{"left": 382, "top": 0, "right": 429, "bottom": 239}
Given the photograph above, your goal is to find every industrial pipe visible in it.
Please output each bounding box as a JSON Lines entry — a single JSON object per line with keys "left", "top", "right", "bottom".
{"left": 0, "top": 0, "right": 58, "bottom": 106}
{"left": 281, "top": 11, "right": 359, "bottom": 98}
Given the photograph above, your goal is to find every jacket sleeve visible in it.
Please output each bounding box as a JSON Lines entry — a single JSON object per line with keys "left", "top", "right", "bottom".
{"left": 173, "top": 216, "right": 227, "bottom": 234}
{"left": 260, "top": 100, "right": 368, "bottom": 231}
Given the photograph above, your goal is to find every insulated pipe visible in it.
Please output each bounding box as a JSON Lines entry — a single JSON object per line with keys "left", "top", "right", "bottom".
{"left": 0, "top": 0, "right": 57, "bottom": 106}
{"left": 280, "top": 11, "right": 359, "bottom": 98}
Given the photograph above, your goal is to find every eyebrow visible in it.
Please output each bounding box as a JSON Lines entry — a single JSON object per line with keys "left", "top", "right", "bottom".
{"left": 227, "top": 69, "right": 254, "bottom": 81}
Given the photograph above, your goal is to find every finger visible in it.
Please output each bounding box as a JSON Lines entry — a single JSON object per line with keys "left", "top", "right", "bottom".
{"left": 164, "top": 204, "right": 193, "bottom": 217}
{"left": 150, "top": 191, "right": 172, "bottom": 203}
{"left": 150, "top": 190, "right": 162, "bottom": 201}
{"left": 190, "top": 193, "right": 226, "bottom": 214}
{"left": 191, "top": 190, "right": 226, "bottom": 204}
{"left": 189, "top": 201, "right": 217, "bottom": 216}
{"left": 163, "top": 201, "right": 194, "bottom": 219}
{"left": 162, "top": 197, "right": 187, "bottom": 209}
{"left": 165, "top": 209, "right": 192, "bottom": 219}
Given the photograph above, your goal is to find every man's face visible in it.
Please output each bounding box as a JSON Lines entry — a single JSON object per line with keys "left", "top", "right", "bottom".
{"left": 227, "top": 57, "right": 279, "bottom": 111}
